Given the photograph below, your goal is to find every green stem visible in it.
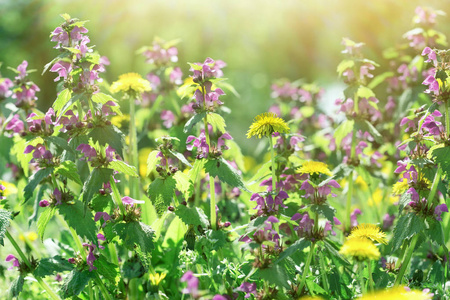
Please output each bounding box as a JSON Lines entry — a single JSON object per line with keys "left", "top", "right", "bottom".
{"left": 299, "top": 242, "right": 316, "bottom": 293}
{"left": 367, "top": 260, "right": 374, "bottom": 292}
{"left": 203, "top": 117, "right": 217, "bottom": 230}
{"left": 445, "top": 100, "right": 450, "bottom": 137}
{"left": 346, "top": 170, "right": 354, "bottom": 231}
{"left": 269, "top": 136, "right": 277, "bottom": 193}
{"left": 89, "top": 281, "right": 94, "bottom": 300}
{"left": 319, "top": 250, "right": 329, "bottom": 291}
{"left": 56, "top": 214, "right": 85, "bottom": 259}
{"left": 358, "top": 262, "right": 366, "bottom": 294}
{"left": 394, "top": 234, "right": 419, "bottom": 286}
{"left": 94, "top": 271, "right": 113, "bottom": 300}
{"left": 110, "top": 177, "right": 126, "bottom": 216}
{"left": 5, "top": 231, "right": 61, "bottom": 300}
{"left": 129, "top": 97, "right": 140, "bottom": 199}
{"left": 428, "top": 166, "right": 442, "bottom": 204}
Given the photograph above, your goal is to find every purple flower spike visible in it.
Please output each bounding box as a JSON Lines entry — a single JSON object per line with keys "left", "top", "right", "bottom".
{"left": 181, "top": 271, "right": 199, "bottom": 298}
{"left": 121, "top": 196, "right": 145, "bottom": 206}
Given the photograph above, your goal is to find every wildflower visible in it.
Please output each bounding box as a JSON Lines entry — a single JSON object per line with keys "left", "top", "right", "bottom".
{"left": 434, "top": 203, "right": 448, "bottom": 221}
{"left": 360, "top": 285, "right": 433, "bottom": 300}
{"left": 161, "top": 110, "right": 175, "bottom": 128}
{"left": 5, "top": 254, "right": 20, "bottom": 270}
{"left": 347, "top": 224, "right": 387, "bottom": 244}
{"left": 392, "top": 178, "right": 409, "bottom": 196}
{"left": 0, "top": 184, "right": 4, "bottom": 200}
{"left": 339, "top": 237, "right": 380, "bottom": 261}
{"left": 5, "top": 114, "right": 24, "bottom": 134}
{"left": 180, "top": 271, "right": 199, "bottom": 298}
{"left": 247, "top": 112, "right": 290, "bottom": 139}
{"left": 121, "top": 196, "right": 145, "bottom": 206}
{"left": 110, "top": 73, "right": 151, "bottom": 95}
{"left": 238, "top": 282, "right": 257, "bottom": 298}
{"left": 350, "top": 208, "right": 362, "bottom": 227}
{"left": 82, "top": 243, "right": 97, "bottom": 271}
{"left": 0, "top": 77, "right": 13, "bottom": 99}
{"left": 382, "top": 214, "right": 396, "bottom": 231}
{"left": 19, "top": 232, "right": 38, "bottom": 242}
{"left": 298, "top": 161, "right": 332, "bottom": 177}
{"left": 149, "top": 273, "right": 166, "bottom": 286}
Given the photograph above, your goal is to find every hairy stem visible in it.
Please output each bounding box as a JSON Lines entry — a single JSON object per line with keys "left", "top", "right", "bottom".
{"left": 367, "top": 260, "right": 374, "bottom": 292}
{"left": 269, "top": 136, "right": 277, "bottom": 193}
{"left": 394, "top": 234, "right": 419, "bottom": 286}
{"left": 299, "top": 242, "right": 316, "bottom": 293}
{"left": 129, "top": 97, "right": 140, "bottom": 199}
{"left": 358, "top": 261, "right": 366, "bottom": 294}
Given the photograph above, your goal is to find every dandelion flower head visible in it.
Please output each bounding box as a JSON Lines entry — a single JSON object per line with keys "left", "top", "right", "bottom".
{"left": 110, "top": 72, "right": 151, "bottom": 95}
{"left": 348, "top": 223, "right": 387, "bottom": 244}
{"left": 298, "top": 161, "right": 332, "bottom": 177}
{"left": 246, "top": 112, "right": 290, "bottom": 139}
{"left": 339, "top": 237, "right": 380, "bottom": 261}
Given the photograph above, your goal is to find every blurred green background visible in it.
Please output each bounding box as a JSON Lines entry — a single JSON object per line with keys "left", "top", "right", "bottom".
{"left": 0, "top": 0, "right": 449, "bottom": 153}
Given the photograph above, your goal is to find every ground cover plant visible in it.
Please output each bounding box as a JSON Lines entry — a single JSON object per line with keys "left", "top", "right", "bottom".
{"left": 1, "top": 6, "right": 450, "bottom": 300}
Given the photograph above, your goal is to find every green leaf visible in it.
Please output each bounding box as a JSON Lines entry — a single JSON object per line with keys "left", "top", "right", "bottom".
{"left": 368, "top": 71, "right": 394, "bottom": 89}
{"left": 398, "top": 192, "right": 412, "bottom": 214}
{"left": 34, "top": 255, "right": 74, "bottom": 277}
{"left": 91, "top": 93, "right": 122, "bottom": 115}
{"left": 90, "top": 194, "right": 113, "bottom": 213}
{"left": 0, "top": 209, "right": 12, "bottom": 246}
{"left": 46, "top": 136, "right": 75, "bottom": 154}
{"left": 205, "top": 157, "right": 249, "bottom": 192}
{"left": 206, "top": 112, "right": 226, "bottom": 133}
{"left": 88, "top": 125, "right": 125, "bottom": 156}
{"left": 81, "top": 168, "right": 113, "bottom": 205}
{"left": 391, "top": 213, "right": 424, "bottom": 252}
{"left": 310, "top": 204, "right": 336, "bottom": 221}
{"left": 259, "top": 264, "right": 290, "bottom": 289}
{"left": 337, "top": 59, "right": 355, "bottom": 76}
{"left": 196, "top": 229, "right": 227, "bottom": 250}
{"left": 55, "top": 161, "right": 82, "bottom": 185}
{"left": 177, "top": 83, "right": 199, "bottom": 99}
{"left": 147, "top": 177, "right": 176, "bottom": 216}
{"left": 60, "top": 269, "right": 94, "bottom": 299}
{"left": 8, "top": 276, "right": 24, "bottom": 299}
{"left": 169, "top": 149, "right": 192, "bottom": 167}
{"left": 59, "top": 201, "right": 97, "bottom": 242}
{"left": 173, "top": 171, "right": 194, "bottom": 200}
{"left": 109, "top": 160, "right": 138, "bottom": 177}
{"left": 93, "top": 255, "right": 119, "bottom": 285}
{"left": 354, "top": 120, "right": 383, "bottom": 144}
{"left": 113, "top": 221, "right": 154, "bottom": 253}
{"left": 24, "top": 168, "right": 53, "bottom": 203}
{"left": 356, "top": 86, "right": 376, "bottom": 99}
{"left": 426, "top": 219, "right": 445, "bottom": 246}
{"left": 334, "top": 120, "right": 354, "bottom": 148}
{"left": 175, "top": 205, "right": 209, "bottom": 228}
{"left": 37, "top": 207, "right": 56, "bottom": 241}
{"left": 184, "top": 112, "right": 206, "bottom": 133}
{"left": 275, "top": 238, "right": 310, "bottom": 263}
{"left": 427, "top": 261, "right": 444, "bottom": 283}
{"left": 188, "top": 159, "right": 205, "bottom": 182}
{"left": 429, "top": 145, "right": 450, "bottom": 176}
{"left": 52, "top": 89, "right": 72, "bottom": 113}
{"left": 146, "top": 150, "right": 160, "bottom": 176}
{"left": 122, "top": 256, "right": 145, "bottom": 279}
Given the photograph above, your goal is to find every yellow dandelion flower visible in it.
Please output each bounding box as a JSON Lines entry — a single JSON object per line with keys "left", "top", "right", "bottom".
{"left": 149, "top": 273, "right": 166, "bottom": 286}
{"left": 339, "top": 237, "right": 380, "bottom": 261}
{"left": 111, "top": 114, "right": 130, "bottom": 129}
{"left": 368, "top": 188, "right": 383, "bottom": 207}
{"left": 110, "top": 72, "right": 151, "bottom": 95}
{"left": 392, "top": 178, "right": 408, "bottom": 196}
{"left": 360, "top": 286, "right": 433, "bottom": 300}
{"left": 298, "top": 161, "right": 332, "bottom": 176}
{"left": 19, "top": 232, "right": 38, "bottom": 242}
{"left": 299, "top": 296, "right": 325, "bottom": 300}
{"left": 0, "top": 180, "right": 17, "bottom": 196}
{"left": 348, "top": 223, "right": 387, "bottom": 244}
{"left": 355, "top": 176, "right": 368, "bottom": 191}
{"left": 247, "top": 112, "right": 290, "bottom": 139}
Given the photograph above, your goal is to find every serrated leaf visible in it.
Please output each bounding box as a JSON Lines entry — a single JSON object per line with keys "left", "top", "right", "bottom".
{"left": 427, "top": 219, "right": 445, "bottom": 246}
{"left": 46, "top": 135, "right": 75, "bottom": 154}
{"left": 59, "top": 201, "right": 97, "bottom": 242}
{"left": 334, "top": 120, "right": 354, "bottom": 148}
{"left": 357, "top": 86, "right": 376, "bottom": 99}
{"left": 275, "top": 238, "right": 310, "bottom": 263}
{"left": 109, "top": 160, "right": 138, "bottom": 177}
{"left": 37, "top": 207, "right": 56, "bottom": 241}
{"left": 34, "top": 255, "right": 74, "bottom": 277}
{"left": 188, "top": 159, "right": 205, "bottom": 182}
{"left": 398, "top": 192, "right": 412, "bottom": 214}
{"left": 81, "top": 168, "right": 113, "bottom": 205}
{"left": 60, "top": 269, "right": 93, "bottom": 299}
{"left": 113, "top": 221, "right": 154, "bottom": 253}
{"left": 206, "top": 112, "right": 226, "bottom": 133}
{"left": 147, "top": 177, "right": 176, "bottom": 216}
{"left": 146, "top": 150, "right": 160, "bottom": 176}
{"left": 310, "top": 204, "right": 336, "bottom": 221}
{"left": 0, "top": 209, "right": 12, "bottom": 246}
{"left": 88, "top": 125, "right": 124, "bottom": 156}
{"left": 91, "top": 93, "right": 122, "bottom": 116}
{"left": 184, "top": 112, "right": 206, "bottom": 133}
{"left": 175, "top": 205, "right": 209, "bottom": 228}
{"left": 24, "top": 168, "right": 53, "bottom": 203}
{"left": 122, "top": 256, "right": 145, "bottom": 279}
{"left": 8, "top": 276, "right": 24, "bottom": 299}
{"left": 259, "top": 264, "right": 290, "bottom": 289}
{"left": 173, "top": 171, "right": 194, "bottom": 200}
{"left": 55, "top": 161, "right": 82, "bottom": 185}
{"left": 429, "top": 145, "right": 450, "bottom": 176}
{"left": 391, "top": 213, "right": 424, "bottom": 252}
{"left": 169, "top": 149, "right": 192, "bottom": 167}
{"left": 93, "top": 255, "right": 119, "bottom": 285}
{"left": 204, "top": 157, "right": 249, "bottom": 192}
{"left": 52, "top": 89, "right": 72, "bottom": 113}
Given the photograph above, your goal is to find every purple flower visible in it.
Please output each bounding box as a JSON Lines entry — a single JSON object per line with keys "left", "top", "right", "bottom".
{"left": 434, "top": 204, "right": 448, "bottom": 221}
{"left": 212, "top": 295, "right": 227, "bottom": 300}
{"left": 382, "top": 213, "right": 396, "bottom": 230}
{"left": 39, "top": 199, "right": 50, "bottom": 207}
{"left": 50, "top": 61, "right": 72, "bottom": 82}
{"left": 169, "top": 67, "right": 183, "bottom": 85}
{"left": 238, "top": 282, "right": 257, "bottom": 298}
{"left": 0, "top": 78, "right": 13, "bottom": 98}
{"left": 82, "top": 243, "right": 97, "bottom": 271}
{"left": 121, "top": 196, "right": 145, "bottom": 206}
{"left": 0, "top": 184, "right": 5, "bottom": 200}
{"left": 97, "top": 233, "right": 106, "bottom": 250}
{"left": 5, "top": 254, "right": 19, "bottom": 271}
{"left": 161, "top": 110, "right": 175, "bottom": 128}
{"left": 190, "top": 57, "right": 226, "bottom": 82}
{"left": 422, "top": 47, "right": 437, "bottom": 65}
{"left": 76, "top": 144, "right": 97, "bottom": 161}
{"left": 422, "top": 75, "right": 440, "bottom": 95}
{"left": 5, "top": 114, "right": 24, "bottom": 134}
{"left": 350, "top": 208, "right": 362, "bottom": 227}
{"left": 180, "top": 271, "right": 199, "bottom": 298}
{"left": 186, "top": 131, "right": 209, "bottom": 159}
